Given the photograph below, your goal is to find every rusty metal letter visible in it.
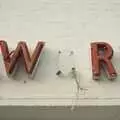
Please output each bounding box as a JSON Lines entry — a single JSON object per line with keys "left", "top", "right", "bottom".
{"left": 91, "top": 42, "right": 117, "bottom": 80}
{"left": 0, "top": 40, "right": 45, "bottom": 75}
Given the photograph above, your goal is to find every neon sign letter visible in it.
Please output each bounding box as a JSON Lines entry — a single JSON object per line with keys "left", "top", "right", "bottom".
{"left": 91, "top": 42, "right": 117, "bottom": 80}
{"left": 0, "top": 40, "right": 44, "bottom": 75}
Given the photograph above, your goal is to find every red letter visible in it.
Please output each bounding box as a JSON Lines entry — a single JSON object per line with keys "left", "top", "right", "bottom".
{"left": 91, "top": 42, "right": 117, "bottom": 80}
{"left": 0, "top": 40, "right": 45, "bottom": 75}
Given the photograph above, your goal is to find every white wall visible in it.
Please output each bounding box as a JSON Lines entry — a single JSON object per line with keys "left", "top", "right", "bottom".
{"left": 0, "top": 0, "right": 120, "bottom": 107}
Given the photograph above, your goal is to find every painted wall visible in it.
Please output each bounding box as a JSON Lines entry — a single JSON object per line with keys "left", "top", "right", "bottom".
{"left": 0, "top": 0, "right": 120, "bottom": 107}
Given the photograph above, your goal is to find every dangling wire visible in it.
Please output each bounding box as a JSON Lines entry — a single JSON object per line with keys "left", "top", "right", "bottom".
{"left": 70, "top": 51, "right": 88, "bottom": 111}
{"left": 69, "top": 51, "right": 79, "bottom": 110}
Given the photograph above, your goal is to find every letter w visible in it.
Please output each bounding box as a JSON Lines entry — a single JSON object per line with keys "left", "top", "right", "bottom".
{"left": 0, "top": 40, "right": 45, "bottom": 75}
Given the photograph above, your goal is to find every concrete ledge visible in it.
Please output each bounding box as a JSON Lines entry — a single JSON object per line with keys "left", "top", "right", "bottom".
{"left": 0, "top": 97, "right": 120, "bottom": 106}
{"left": 0, "top": 106, "right": 120, "bottom": 120}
